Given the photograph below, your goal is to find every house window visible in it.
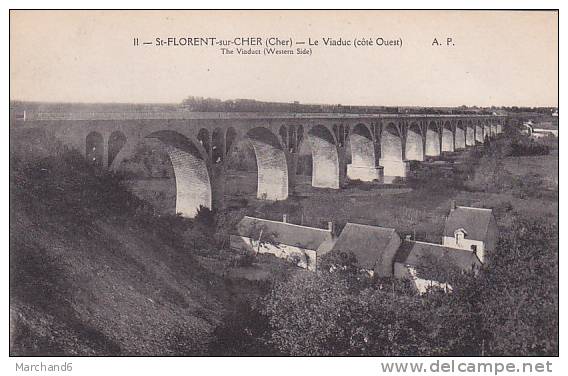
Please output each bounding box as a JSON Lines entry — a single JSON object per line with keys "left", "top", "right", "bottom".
{"left": 454, "top": 228, "right": 467, "bottom": 245}
{"left": 456, "top": 232, "right": 464, "bottom": 244}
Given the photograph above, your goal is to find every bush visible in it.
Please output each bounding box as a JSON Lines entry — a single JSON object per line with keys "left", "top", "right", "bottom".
{"left": 406, "top": 164, "right": 466, "bottom": 192}
{"left": 509, "top": 140, "right": 549, "bottom": 156}
{"left": 228, "top": 251, "right": 257, "bottom": 267}
{"left": 209, "top": 300, "right": 274, "bottom": 355}
{"left": 318, "top": 249, "right": 358, "bottom": 273}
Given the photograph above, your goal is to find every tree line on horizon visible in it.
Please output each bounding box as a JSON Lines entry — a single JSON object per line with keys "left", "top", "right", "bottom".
{"left": 180, "top": 96, "right": 503, "bottom": 115}
{"left": 9, "top": 99, "right": 556, "bottom": 116}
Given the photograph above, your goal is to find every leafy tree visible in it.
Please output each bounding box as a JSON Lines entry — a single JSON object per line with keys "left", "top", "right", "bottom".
{"left": 209, "top": 300, "right": 274, "bottom": 356}
{"left": 260, "top": 273, "right": 437, "bottom": 356}
{"left": 479, "top": 218, "right": 558, "bottom": 355}
{"left": 256, "top": 217, "right": 558, "bottom": 356}
{"left": 213, "top": 209, "right": 247, "bottom": 249}
{"left": 318, "top": 249, "right": 358, "bottom": 274}
{"left": 180, "top": 206, "right": 217, "bottom": 250}
{"left": 260, "top": 272, "right": 360, "bottom": 356}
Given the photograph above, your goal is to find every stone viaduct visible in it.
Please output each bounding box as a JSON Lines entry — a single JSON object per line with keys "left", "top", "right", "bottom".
{"left": 12, "top": 110, "right": 508, "bottom": 217}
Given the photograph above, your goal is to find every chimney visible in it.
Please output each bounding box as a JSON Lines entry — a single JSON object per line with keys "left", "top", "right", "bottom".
{"left": 450, "top": 200, "right": 456, "bottom": 212}
{"left": 327, "top": 221, "right": 334, "bottom": 234}
{"left": 282, "top": 214, "right": 287, "bottom": 223}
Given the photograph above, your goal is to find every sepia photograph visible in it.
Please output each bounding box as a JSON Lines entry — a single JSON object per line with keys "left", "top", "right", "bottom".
{"left": 8, "top": 7, "right": 559, "bottom": 366}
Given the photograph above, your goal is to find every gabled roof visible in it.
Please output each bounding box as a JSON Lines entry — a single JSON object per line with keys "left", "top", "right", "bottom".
{"left": 330, "top": 223, "right": 399, "bottom": 269}
{"left": 236, "top": 216, "right": 333, "bottom": 251}
{"left": 443, "top": 206, "right": 494, "bottom": 241}
{"left": 395, "top": 240, "right": 481, "bottom": 270}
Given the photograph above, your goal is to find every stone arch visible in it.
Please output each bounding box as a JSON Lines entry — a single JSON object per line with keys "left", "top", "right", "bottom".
{"left": 405, "top": 122, "right": 424, "bottom": 161}
{"left": 108, "top": 131, "right": 127, "bottom": 168}
{"left": 441, "top": 122, "right": 454, "bottom": 152}
{"left": 245, "top": 127, "right": 288, "bottom": 200}
{"left": 348, "top": 123, "right": 380, "bottom": 181}
{"left": 455, "top": 121, "right": 466, "bottom": 150}
{"left": 114, "top": 130, "right": 212, "bottom": 218}
{"left": 475, "top": 121, "right": 484, "bottom": 143}
{"left": 425, "top": 122, "right": 441, "bottom": 157}
{"left": 466, "top": 120, "right": 475, "bottom": 146}
{"left": 307, "top": 124, "right": 339, "bottom": 189}
{"left": 86, "top": 131, "right": 104, "bottom": 167}
{"left": 212, "top": 128, "right": 224, "bottom": 164}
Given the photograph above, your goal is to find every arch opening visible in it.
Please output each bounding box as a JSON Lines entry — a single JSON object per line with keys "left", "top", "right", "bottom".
{"left": 108, "top": 131, "right": 126, "bottom": 168}
{"left": 279, "top": 125, "right": 288, "bottom": 151}
{"left": 212, "top": 128, "right": 224, "bottom": 164}
{"left": 197, "top": 128, "right": 211, "bottom": 155}
{"left": 296, "top": 125, "right": 304, "bottom": 152}
{"left": 86, "top": 131, "right": 104, "bottom": 167}
{"left": 115, "top": 130, "right": 211, "bottom": 218}
{"left": 288, "top": 127, "right": 297, "bottom": 153}
{"left": 225, "top": 127, "right": 237, "bottom": 156}
{"left": 338, "top": 125, "right": 345, "bottom": 147}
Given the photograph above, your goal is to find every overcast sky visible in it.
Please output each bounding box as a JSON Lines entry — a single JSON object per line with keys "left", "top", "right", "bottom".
{"left": 10, "top": 10, "right": 558, "bottom": 107}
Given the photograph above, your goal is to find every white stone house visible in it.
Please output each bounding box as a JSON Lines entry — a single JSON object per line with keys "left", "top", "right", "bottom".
{"left": 230, "top": 204, "right": 497, "bottom": 292}
{"left": 394, "top": 240, "right": 482, "bottom": 293}
{"left": 442, "top": 204, "right": 498, "bottom": 263}
{"left": 230, "top": 216, "right": 335, "bottom": 271}
{"left": 532, "top": 128, "right": 558, "bottom": 138}
{"left": 521, "top": 121, "right": 534, "bottom": 136}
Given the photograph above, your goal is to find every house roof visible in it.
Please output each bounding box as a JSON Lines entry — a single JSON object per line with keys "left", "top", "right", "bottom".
{"left": 395, "top": 240, "right": 481, "bottom": 270}
{"left": 443, "top": 206, "right": 494, "bottom": 241}
{"left": 316, "top": 238, "right": 337, "bottom": 256}
{"left": 236, "top": 216, "right": 333, "bottom": 251}
{"left": 330, "top": 223, "right": 399, "bottom": 269}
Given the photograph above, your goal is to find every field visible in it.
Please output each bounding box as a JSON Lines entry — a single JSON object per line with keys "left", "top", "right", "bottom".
{"left": 502, "top": 149, "right": 558, "bottom": 186}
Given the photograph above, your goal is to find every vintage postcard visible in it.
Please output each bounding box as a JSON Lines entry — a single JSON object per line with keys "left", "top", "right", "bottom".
{"left": 9, "top": 8, "right": 559, "bottom": 367}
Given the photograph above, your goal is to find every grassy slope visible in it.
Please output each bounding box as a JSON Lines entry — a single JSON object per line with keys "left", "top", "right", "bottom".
{"left": 9, "top": 134, "right": 228, "bottom": 355}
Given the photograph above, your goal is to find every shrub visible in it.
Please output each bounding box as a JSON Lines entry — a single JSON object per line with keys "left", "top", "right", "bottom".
{"left": 509, "top": 140, "right": 549, "bottom": 156}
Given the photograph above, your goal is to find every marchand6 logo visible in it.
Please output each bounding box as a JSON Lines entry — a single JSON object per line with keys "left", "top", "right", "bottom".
{"left": 16, "top": 362, "right": 73, "bottom": 372}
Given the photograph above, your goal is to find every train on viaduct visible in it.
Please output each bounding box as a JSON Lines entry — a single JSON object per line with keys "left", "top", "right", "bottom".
{"left": 11, "top": 110, "right": 510, "bottom": 217}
